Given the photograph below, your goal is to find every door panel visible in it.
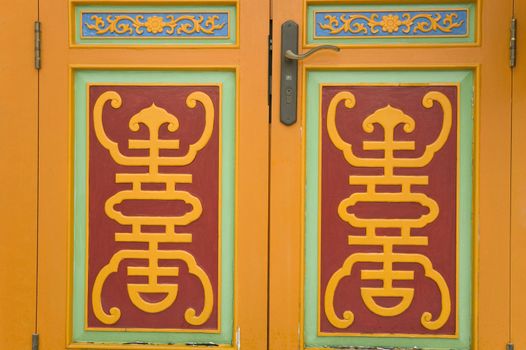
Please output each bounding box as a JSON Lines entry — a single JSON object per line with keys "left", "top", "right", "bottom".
{"left": 270, "top": 1, "right": 512, "bottom": 350}
{"left": 69, "top": 2, "right": 238, "bottom": 47}
{"left": 304, "top": 3, "right": 478, "bottom": 47}
{"left": 303, "top": 70, "right": 473, "bottom": 349}
{"left": 38, "top": 1, "right": 269, "bottom": 349}
{"left": 70, "top": 71, "right": 234, "bottom": 343}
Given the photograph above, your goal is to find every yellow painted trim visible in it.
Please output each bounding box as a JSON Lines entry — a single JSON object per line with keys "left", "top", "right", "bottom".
{"left": 67, "top": 64, "right": 76, "bottom": 349}
{"left": 68, "top": 64, "right": 239, "bottom": 70}
{"left": 232, "top": 65, "right": 240, "bottom": 342}
{"left": 67, "top": 345, "right": 235, "bottom": 350}
{"left": 471, "top": 64, "right": 480, "bottom": 350}
{"left": 299, "top": 62, "right": 307, "bottom": 350}
{"left": 306, "top": 0, "right": 476, "bottom": 3}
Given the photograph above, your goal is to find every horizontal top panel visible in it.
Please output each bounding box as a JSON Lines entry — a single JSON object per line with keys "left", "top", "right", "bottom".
{"left": 305, "top": 2, "right": 477, "bottom": 47}
{"left": 70, "top": 1, "right": 238, "bottom": 47}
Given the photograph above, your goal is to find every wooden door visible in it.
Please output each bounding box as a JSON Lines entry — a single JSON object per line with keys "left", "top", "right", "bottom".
{"left": 37, "top": 1, "right": 269, "bottom": 349}
{"left": 1, "top": 0, "right": 517, "bottom": 349}
{"left": 269, "top": 1, "right": 513, "bottom": 350}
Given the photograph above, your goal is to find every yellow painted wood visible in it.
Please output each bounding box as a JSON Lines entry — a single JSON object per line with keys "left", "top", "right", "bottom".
{"left": 269, "top": 1, "right": 512, "bottom": 349}
{"left": 0, "top": 1, "right": 38, "bottom": 349}
{"left": 511, "top": 0, "right": 526, "bottom": 348}
{"left": 37, "top": 1, "right": 269, "bottom": 349}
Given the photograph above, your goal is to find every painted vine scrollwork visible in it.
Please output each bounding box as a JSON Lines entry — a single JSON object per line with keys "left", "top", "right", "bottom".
{"left": 86, "top": 14, "right": 226, "bottom": 36}
{"left": 318, "top": 12, "right": 465, "bottom": 36}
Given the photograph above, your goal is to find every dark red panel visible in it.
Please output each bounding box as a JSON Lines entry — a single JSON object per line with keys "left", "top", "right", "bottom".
{"left": 86, "top": 85, "right": 220, "bottom": 330}
{"left": 319, "top": 85, "right": 458, "bottom": 335}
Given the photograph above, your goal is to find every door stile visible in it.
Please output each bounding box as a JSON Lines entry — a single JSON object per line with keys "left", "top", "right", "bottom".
{"left": 511, "top": 0, "right": 526, "bottom": 349}
{"left": 0, "top": 1, "right": 39, "bottom": 349}
{"left": 475, "top": 2, "right": 513, "bottom": 349}
{"left": 269, "top": 1, "right": 304, "bottom": 350}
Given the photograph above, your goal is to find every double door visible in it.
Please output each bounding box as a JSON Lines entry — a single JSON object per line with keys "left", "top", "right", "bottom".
{"left": 0, "top": 0, "right": 524, "bottom": 349}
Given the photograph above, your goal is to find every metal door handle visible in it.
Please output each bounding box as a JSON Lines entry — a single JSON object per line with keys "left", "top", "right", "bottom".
{"left": 280, "top": 20, "right": 340, "bottom": 125}
{"left": 285, "top": 45, "right": 340, "bottom": 60}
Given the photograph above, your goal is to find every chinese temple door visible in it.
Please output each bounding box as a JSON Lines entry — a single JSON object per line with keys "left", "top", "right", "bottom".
{"left": 269, "top": 1, "right": 513, "bottom": 350}
{"left": 26, "top": 0, "right": 520, "bottom": 350}
{"left": 37, "top": 0, "right": 269, "bottom": 349}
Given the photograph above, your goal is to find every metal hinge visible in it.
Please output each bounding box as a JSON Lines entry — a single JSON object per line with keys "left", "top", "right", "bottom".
{"left": 34, "top": 21, "right": 41, "bottom": 70}
{"left": 268, "top": 19, "right": 273, "bottom": 122}
{"left": 32, "top": 333, "right": 39, "bottom": 350}
{"left": 507, "top": 343, "right": 515, "bottom": 350}
{"left": 510, "top": 17, "right": 517, "bottom": 68}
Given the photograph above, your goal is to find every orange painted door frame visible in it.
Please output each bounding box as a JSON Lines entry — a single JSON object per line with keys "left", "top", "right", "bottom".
{"left": 0, "top": 1, "right": 38, "bottom": 350}
{"left": 511, "top": 0, "right": 526, "bottom": 349}
{"left": 269, "top": 1, "right": 513, "bottom": 350}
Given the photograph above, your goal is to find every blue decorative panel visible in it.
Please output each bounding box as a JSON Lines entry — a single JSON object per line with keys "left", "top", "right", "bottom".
{"left": 315, "top": 10, "right": 468, "bottom": 38}
{"left": 71, "top": 2, "right": 237, "bottom": 46}
{"left": 306, "top": 3, "right": 477, "bottom": 46}
{"left": 81, "top": 12, "right": 230, "bottom": 38}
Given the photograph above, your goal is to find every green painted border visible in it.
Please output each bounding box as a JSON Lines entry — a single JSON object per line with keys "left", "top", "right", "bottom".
{"left": 304, "top": 70, "right": 474, "bottom": 349}
{"left": 306, "top": 3, "right": 476, "bottom": 45}
{"left": 74, "top": 5, "right": 237, "bottom": 46}
{"left": 72, "top": 70, "right": 236, "bottom": 344}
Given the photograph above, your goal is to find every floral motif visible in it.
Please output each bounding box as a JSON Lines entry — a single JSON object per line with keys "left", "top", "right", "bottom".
{"left": 85, "top": 13, "right": 226, "bottom": 37}
{"left": 144, "top": 16, "right": 166, "bottom": 34}
{"left": 381, "top": 14, "right": 402, "bottom": 33}
{"left": 318, "top": 11, "right": 466, "bottom": 37}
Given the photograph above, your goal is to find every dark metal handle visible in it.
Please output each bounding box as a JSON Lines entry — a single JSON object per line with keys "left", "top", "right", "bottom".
{"left": 285, "top": 45, "right": 341, "bottom": 60}
{"left": 280, "top": 20, "right": 299, "bottom": 125}
{"left": 280, "top": 20, "right": 340, "bottom": 125}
